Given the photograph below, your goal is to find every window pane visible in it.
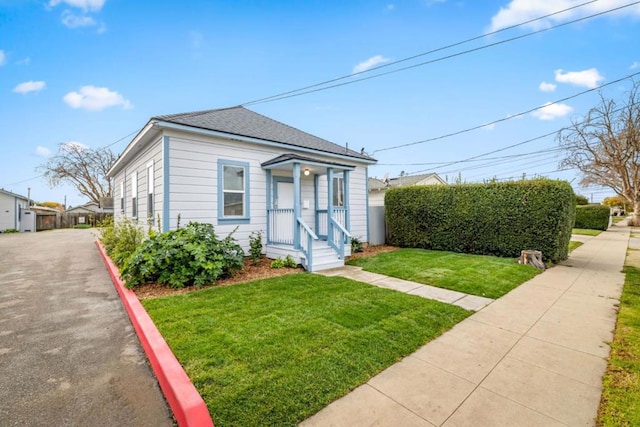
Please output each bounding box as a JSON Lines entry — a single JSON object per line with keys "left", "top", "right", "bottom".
{"left": 224, "top": 192, "right": 244, "bottom": 216}
{"left": 148, "top": 193, "right": 154, "bottom": 217}
{"left": 224, "top": 165, "right": 244, "bottom": 191}
{"left": 333, "top": 177, "right": 344, "bottom": 207}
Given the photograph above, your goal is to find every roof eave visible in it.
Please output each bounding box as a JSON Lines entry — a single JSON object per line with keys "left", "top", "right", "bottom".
{"left": 157, "top": 120, "right": 378, "bottom": 165}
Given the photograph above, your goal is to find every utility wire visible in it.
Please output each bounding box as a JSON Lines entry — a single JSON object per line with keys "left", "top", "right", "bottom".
{"left": 241, "top": 0, "right": 598, "bottom": 106}
{"left": 375, "top": 70, "right": 640, "bottom": 155}
{"left": 243, "top": 1, "right": 640, "bottom": 106}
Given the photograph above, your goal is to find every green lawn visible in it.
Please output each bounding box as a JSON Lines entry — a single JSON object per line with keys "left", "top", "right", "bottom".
{"left": 142, "top": 273, "right": 470, "bottom": 426}
{"left": 347, "top": 248, "right": 540, "bottom": 299}
{"left": 598, "top": 263, "right": 640, "bottom": 426}
{"left": 612, "top": 216, "right": 626, "bottom": 224}
{"left": 569, "top": 241, "right": 583, "bottom": 252}
{"left": 572, "top": 228, "right": 603, "bottom": 236}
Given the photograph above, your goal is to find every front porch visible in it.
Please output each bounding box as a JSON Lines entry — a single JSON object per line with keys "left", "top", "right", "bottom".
{"left": 261, "top": 154, "right": 353, "bottom": 272}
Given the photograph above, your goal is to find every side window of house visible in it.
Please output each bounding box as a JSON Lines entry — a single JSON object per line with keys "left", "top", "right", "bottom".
{"left": 131, "top": 171, "right": 138, "bottom": 218}
{"left": 218, "top": 159, "right": 250, "bottom": 223}
{"left": 119, "top": 181, "right": 124, "bottom": 212}
{"left": 147, "top": 162, "right": 154, "bottom": 221}
{"left": 333, "top": 175, "right": 344, "bottom": 207}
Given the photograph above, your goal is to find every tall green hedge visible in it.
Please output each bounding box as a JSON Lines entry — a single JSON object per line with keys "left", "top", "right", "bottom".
{"left": 385, "top": 179, "right": 575, "bottom": 262}
{"left": 574, "top": 205, "right": 610, "bottom": 230}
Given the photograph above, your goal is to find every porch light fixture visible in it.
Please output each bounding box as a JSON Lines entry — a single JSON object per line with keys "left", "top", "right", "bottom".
{"left": 304, "top": 168, "right": 310, "bottom": 176}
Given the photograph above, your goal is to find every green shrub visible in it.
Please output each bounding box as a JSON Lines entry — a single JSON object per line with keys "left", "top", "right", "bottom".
{"left": 121, "top": 222, "right": 244, "bottom": 289}
{"left": 351, "top": 236, "right": 363, "bottom": 253}
{"left": 385, "top": 179, "right": 575, "bottom": 262}
{"left": 574, "top": 205, "right": 610, "bottom": 230}
{"left": 99, "top": 217, "right": 146, "bottom": 267}
{"left": 249, "top": 231, "right": 263, "bottom": 263}
{"left": 73, "top": 224, "right": 92, "bottom": 229}
{"left": 270, "top": 255, "right": 298, "bottom": 269}
{"left": 1, "top": 229, "right": 19, "bottom": 234}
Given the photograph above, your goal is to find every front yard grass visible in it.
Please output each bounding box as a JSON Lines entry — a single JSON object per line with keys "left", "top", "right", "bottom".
{"left": 598, "top": 261, "right": 640, "bottom": 426}
{"left": 573, "top": 228, "right": 603, "bottom": 236}
{"left": 569, "top": 241, "right": 583, "bottom": 252}
{"left": 347, "top": 248, "right": 540, "bottom": 299}
{"left": 142, "top": 273, "right": 470, "bottom": 426}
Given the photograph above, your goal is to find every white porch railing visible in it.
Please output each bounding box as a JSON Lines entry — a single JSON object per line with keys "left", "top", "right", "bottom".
{"left": 297, "top": 217, "right": 319, "bottom": 270}
{"left": 328, "top": 216, "right": 351, "bottom": 260}
{"left": 316, "top": 207, "right": 346, "bottom": 239}
{"left": 267, "top": 208, "right": 294, "bottom": 245}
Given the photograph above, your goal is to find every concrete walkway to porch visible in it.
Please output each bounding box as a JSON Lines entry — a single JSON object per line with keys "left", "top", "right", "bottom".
{"left": 303, "top": 225, "right": 629, "bottom": 426}
{"left": 318, "top": 266, "right": 495, "bottom": 311}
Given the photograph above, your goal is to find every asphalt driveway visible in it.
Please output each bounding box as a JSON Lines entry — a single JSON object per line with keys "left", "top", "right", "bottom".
{"left": 0, "top": 229, "right": 172, "bottom": 426}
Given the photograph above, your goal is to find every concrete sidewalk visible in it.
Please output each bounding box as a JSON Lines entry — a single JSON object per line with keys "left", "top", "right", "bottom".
{"left": 302, "top": 227, "right": 629, "bottom": 426}
{"left": 319, "top": 266, "right": 494, "bottom": 311}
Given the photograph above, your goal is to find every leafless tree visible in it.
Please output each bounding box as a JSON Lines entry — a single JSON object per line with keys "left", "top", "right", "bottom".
{"left": 39, "top": 142, "right": 116, "bottom": 204}
{"left": 559, "top": 80, "right": 640, "bottom": 223}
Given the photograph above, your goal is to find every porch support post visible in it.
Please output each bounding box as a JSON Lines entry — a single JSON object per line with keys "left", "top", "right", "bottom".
{"left": 293, "top": 162, "right": 301, "bottom": 249}
{"left": 343, "top": 170, "right": 350, "bottom": 232}
{"left": 313, "top": 174, "right": 319, "bottom": 234}
{"left": 327, "top": 167, "right": 334, "bottom": 241}
{"left": 266, "top": 169, "right": 272, "bottom": 244}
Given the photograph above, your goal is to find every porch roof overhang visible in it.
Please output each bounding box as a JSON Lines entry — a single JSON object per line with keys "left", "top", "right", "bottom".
{"left": 261, "top": 153, "right": 355, "bottom": 173}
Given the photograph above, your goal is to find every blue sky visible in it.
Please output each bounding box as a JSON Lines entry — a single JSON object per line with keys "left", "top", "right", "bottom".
{"left": 1, "top": 0, "right": 639, "bottom": 206}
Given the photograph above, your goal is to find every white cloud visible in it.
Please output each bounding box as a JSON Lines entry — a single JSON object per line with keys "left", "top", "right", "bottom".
{"left": 482, "top": 123, "right": 496, "bottom": 131}
{"left": 63, "top": 85, "right": 131, "bottom": 111}
{"left": 0, "top": 50, "right": 6, "bottom": 66}
{"left": 539, "top": 81, "right": 556, "bottom": 92}
{"left": 531, "top": 102, "right": 573, "bottom": 120}
{"left": 489, "top": 0, "right": 640, "bottom": 32}
{"left": 61, "top": 141, "right": 89, "bottom": 152}
{"left": 353, "top": 55, "right": 390, "bottom": 74}
{"left": 36, "top": 146, "right": 52, "bottom": 157}
{"left": 13, "top": 80, "right": 46, "bottom": 94}
{"left": 17, "top": 57, "right": 31, "bottom": 65}
{"left": 631, "top": 61, "right": 640, "bottom": 69}
{"left": 49, "top": 0, "right": 105, "bottom": 12}
{"left": 62, "top": 11, "right": 96, "bottom": 28}
{"left": 386, "top": 4, "right": 395, "bottom": 11}
{"left": 555, "top": 68, "right": 604, "bottom": 89}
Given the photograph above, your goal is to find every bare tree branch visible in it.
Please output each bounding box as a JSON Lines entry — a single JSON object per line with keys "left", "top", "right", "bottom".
{"left": 558, "top": 80, "right": 640, "bottom": 222}
{"left": 37, "top": 143, "right": 115, "bottom": 205}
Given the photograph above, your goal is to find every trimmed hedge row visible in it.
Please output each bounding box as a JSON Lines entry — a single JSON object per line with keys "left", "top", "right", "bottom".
{"left": 574, "top": 205, "right": 610, "bottom": 231}
{"left": 385, "top": 179, "right": 575, "bottom": 262}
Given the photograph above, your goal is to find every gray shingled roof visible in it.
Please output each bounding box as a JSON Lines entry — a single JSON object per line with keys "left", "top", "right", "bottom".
{"left": 154, "top": 106, "right": 376, "bottom": 162}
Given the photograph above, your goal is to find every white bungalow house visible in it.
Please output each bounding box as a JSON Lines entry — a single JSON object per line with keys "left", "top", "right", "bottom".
{"left": 0, "top": 189, "right": 30, "bottom": 232}
{"left": 106, "top": 106, "right": 377, "bottom": 271}
{"left": 368, "top": 172, "right": 446, "bottom": 207}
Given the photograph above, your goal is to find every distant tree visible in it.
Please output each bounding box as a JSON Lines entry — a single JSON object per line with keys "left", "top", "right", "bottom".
{"left": 40, "top": 201, "right": 65, "bottom": 212}
{"left": 558, "top": 80, "right": 640, "bottom": 223}
{"left": 575, "top": 195, "right": 589, "bottom": 205}
{"left": 39, "top": 143, "right": 115, "bottom": 205}
{"left": 602, "top": 195, "right": 632, "bottom": 211}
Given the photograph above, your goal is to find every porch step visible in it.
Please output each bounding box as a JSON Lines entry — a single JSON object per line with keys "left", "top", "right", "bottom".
{"left": 308, "top": 244, "right": 344, "bottom": 272}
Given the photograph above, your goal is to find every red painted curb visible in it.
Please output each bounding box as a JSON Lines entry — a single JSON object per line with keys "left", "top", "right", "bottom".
{"left": 95, "top": 241, "right": 214, "bottom": 427}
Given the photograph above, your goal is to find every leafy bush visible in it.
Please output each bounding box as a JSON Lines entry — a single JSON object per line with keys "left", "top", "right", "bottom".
{"left": 271, "top": 255, "right": 298, "bottom": 269}
{"left": 575, "top": 194, "right": 589, "bottom": 205}
{"left": 574, "top": 205, "right": 610, "bottom": 230}
{"left": 121, "top": 222, "right": 244, "bottom": 289}
{"left": 351, "top": 236, "right": 363, "bottom": 253}
{"left": 1, "top": 229, "right": 19, "bottom": 234}
{"left": 385, "top": 179, "right": 575, "bottom": 262}
{"left": 73, "top": 224, "right": 92, "bottom": 229}
{"left": 249, "top": 231, "right": 263, "bottom": 263}
{"left": 99, "top": 217, "right": 146, "bottom": 267}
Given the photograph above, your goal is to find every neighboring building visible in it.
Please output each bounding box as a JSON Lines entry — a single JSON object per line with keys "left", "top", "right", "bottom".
{"left": 64, "top": 201, "right": 114, "bottom": 215}
{"left": 368, "top": 172, "right": 447, "bottom": 207}
{"left": 106, "top": 106, "right": 377, "bottom": 271}
{"left": 0, "top": 189, "right": 30, "bottom": 232}
{"left": 30, "top": 206, "right": 61, "bottom": 231}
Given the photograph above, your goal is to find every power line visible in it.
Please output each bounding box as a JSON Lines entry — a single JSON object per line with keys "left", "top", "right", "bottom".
{"left": 375, "top": 70, "right": 640, "bottom": 155}
{"left": 102, "top": 128, "right": 140, "bottom": 148}
{"left": 241, "top": 0, "right": 599, "bottom": 106}
{"left": 243, "top": 1, "right": 640, "bottom": 106}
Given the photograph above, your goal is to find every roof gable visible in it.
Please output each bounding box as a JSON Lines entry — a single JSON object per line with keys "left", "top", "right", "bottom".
{"left": 154, "top": 106, "right": 375, "bottom": 162}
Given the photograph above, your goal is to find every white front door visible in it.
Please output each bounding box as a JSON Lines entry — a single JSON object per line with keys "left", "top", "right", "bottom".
{"left": 276, "top": 181, "right": 294, "bottom": 243}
